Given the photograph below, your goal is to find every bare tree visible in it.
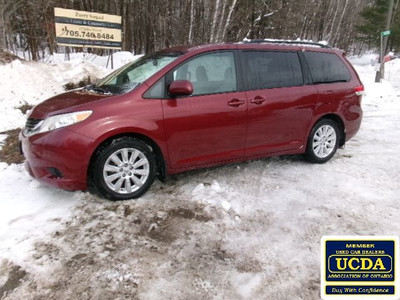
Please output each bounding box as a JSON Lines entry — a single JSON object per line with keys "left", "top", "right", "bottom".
{"left": 210, "top": 0, "right": 221, "bottom": 43}
{"left": 221, "top": 0, "right": 238, "bottom": 41}
{"left": 188, "top": 0, "right": 195, "bottom": 44}
{"left": 0, "top": 0, "right": 5, "bottom": 50}
{"left": 2, "top": 0, "right": 375, "bottom": 59}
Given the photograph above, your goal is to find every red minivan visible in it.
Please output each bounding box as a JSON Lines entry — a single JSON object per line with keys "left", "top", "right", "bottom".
{"left": 20, "top": 40, "right": 363, "bottom": 200}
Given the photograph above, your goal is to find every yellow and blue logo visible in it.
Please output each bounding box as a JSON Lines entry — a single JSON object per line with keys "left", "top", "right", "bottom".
{"left": 321, "top": 236, "right": 399, "bottom": 299}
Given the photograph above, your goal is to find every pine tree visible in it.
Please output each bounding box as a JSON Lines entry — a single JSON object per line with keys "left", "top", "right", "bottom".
{"left": 357, "top": 0, "right": 400, "bottom": 52}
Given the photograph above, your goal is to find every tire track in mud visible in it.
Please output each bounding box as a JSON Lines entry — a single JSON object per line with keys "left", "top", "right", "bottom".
{"left": 1, "top": 189, "right": 294, "bottom": 300}
{"left": 0, "top": 193, "right": 238, "bottom": 299}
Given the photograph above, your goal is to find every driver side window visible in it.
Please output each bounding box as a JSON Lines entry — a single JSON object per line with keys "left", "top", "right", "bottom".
{"left": 173, "top": 52, "right": 237, "bottom": 96}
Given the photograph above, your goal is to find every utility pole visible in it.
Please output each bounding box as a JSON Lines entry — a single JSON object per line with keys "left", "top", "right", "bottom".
{"left": 375, "top": 0, "right": 395, "bottom": 82}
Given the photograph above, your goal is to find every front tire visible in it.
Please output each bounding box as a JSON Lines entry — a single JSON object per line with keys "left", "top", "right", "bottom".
{"left": 92, "top": 138, "right": 156, "bottom": 200}
{"left": 305, "top": 119, "right": 339, "bottom": 163}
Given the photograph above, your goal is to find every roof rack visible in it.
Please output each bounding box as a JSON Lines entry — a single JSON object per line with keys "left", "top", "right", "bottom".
{"left": 241, "top": 39, "right": 331, "bottom": 49}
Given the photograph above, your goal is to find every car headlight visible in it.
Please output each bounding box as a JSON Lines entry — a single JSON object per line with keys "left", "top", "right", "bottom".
{"left": 27, "top": 110, "right": 92, "bottom": 136}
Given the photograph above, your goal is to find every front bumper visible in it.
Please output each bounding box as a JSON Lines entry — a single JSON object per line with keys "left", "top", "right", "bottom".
{"left": 19, "top": 128, "right": 95, "bottom": 191}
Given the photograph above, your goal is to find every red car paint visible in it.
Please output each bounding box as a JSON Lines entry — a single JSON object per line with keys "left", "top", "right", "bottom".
{"left": 20, "top": 42, "right": 363, "bottom": 192}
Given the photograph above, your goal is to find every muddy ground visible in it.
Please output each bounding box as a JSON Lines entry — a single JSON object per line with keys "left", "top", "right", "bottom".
{"left": 1, "top": 160, "right": 323, "bottom": 300}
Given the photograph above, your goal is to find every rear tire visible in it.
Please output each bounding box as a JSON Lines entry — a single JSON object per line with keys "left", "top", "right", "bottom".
{"left": 305, "top": 119, "right": 339, "bottom": 163}
{"left": 92, "top": 137, "right": 156, "bottom": 200}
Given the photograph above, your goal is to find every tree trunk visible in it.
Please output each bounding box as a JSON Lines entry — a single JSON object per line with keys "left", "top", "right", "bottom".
{"left": 215, "top": 0, "right": 227, "bottom": 42}
{"left": 188, "top": 0, "right": 194, "bottom": 44}
{"left": 221, "top": 0, "right": 238, "bottom": 41}
{"left": 0, "top": 0, "right": 5, "bottom": 50}
{"left": 326, "top": 0, "right": 340, "bottom": 40}
{"left": 333, "top": 0, "right": 349, "bottom": 45}
{"left": 210, "top": 0, "right": 221, "bottom": 43}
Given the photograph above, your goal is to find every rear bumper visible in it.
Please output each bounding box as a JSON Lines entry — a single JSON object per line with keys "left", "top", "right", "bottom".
{"left": 344, "top": 107, "right": 363, "bottom": 142}
{"left": 19, "top": 128, "right": 95, "bottom": 191}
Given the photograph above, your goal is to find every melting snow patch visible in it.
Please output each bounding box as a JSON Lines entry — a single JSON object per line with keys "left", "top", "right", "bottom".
{"left": 0, "top": 134, "right": 7, "bottom": 151}
{"left": 221, "top": 200, "right": 231, "bottom": 212}
{"left": 234, "top": 273, "right": 263, "bottom": 298}
{"left": 211, "top": 180, "right": 222, "bottom": 192}
{"left": 191, "top": 183, "right": 205, "bottom": 195}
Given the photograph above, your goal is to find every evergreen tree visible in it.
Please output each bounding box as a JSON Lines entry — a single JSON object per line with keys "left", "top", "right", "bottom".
{"left": 358, "top": 0, "right": 400, "bottom": 52}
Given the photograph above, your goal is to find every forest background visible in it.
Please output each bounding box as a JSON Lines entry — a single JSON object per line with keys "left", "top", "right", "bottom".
{"left": 0, "top": 0, "right": 399, "bottom": 60}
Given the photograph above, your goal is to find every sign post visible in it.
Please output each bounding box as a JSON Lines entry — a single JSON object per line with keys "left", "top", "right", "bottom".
{"left": 54, "top": 7, "right": 122, "bottom": 53}
{"left": 375, "top": 0, "right": 394, "bottom": 82}
{"left": 375, "top": 30, "right": 391, "bottom": 83}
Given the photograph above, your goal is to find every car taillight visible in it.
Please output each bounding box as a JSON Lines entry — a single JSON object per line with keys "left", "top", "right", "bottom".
{"left": 355, "top": 85, "right": 364, "bottom": 96}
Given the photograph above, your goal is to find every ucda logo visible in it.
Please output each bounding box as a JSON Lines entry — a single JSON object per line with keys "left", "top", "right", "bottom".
{"left": 330, "top": 256, "right": 391, "bottom": 272}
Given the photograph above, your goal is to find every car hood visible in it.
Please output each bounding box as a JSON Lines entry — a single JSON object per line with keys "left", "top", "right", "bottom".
{"left": 29, "top": 90, "right": 110, "bottom": 119}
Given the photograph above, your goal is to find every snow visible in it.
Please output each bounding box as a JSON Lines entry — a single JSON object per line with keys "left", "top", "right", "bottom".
{"left": 0, "top": 164, "right": 82, "bottom": 271}
{"left": 348, "top": 53, "right": 377, "bottom": 66}
{"left": 44, "top": 51, "right": 140, "bottom": 69}
{"left": 0, "top": 51, "right": 139, "bottom": 132}
{"left": 386, "top": 59, "right": 400, "bottom": 90}
{"left": 0, "top": 135, "right": 6, "bottom": 151}
{"left": 0, "top": 53, "right": 399, "bottom": 299}
{"left": 241, "top": 38, "right": 327, "bottom": 48}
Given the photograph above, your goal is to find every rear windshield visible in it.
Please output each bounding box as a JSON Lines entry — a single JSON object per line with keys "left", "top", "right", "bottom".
{"left": 91, "top": 51, "right": 184, "bottom": 94}
{"left": 304, "top": 52, "right": 351, "bottom": 84}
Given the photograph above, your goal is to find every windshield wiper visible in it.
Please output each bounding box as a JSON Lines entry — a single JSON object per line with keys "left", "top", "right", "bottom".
{"left": 85, "top": 84, "right": 112, "bottom": 95}
{"left": 313, "top": 80, "right": 348, "bottom": 84}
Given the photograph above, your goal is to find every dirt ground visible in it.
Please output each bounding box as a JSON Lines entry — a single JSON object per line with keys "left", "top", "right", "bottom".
{"left": 0, "top": 50, "right": 22, "bottom": 65}
{"left": 0, "top": 164, "right": 322, "bottom": 300}
{"left": 0, "top": 129, "right": 24, "bottom": 165}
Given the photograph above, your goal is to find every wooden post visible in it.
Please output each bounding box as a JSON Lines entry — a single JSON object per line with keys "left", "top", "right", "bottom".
{"left": 65, "top": 46, "right": 70, "bottom": 61}
{"left": 106, "top": 49, "right": 114, "bottom": 69}
{"left": 110, "top": 49, "right": 114, "bottom": 69}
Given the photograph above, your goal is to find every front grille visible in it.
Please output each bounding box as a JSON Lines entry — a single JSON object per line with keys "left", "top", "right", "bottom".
{"left": 24, "top": 118, "right": 42, "bottom": 135}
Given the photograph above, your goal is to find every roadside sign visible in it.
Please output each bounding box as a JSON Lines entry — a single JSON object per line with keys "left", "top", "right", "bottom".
{"left": 381, "top": 30, "right": 391, "bottom": 36}
{"left": 54, "top": 7, "right": 122, "bottom": 50}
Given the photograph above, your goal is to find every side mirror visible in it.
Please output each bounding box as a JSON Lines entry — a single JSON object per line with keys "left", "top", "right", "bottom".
{"left": 168, "top": 80, "right": 193, "bottom": 96}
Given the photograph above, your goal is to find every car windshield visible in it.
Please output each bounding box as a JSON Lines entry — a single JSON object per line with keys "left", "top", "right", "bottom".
{"left": 89, "top": 51, "right": 184, "bottom": 95}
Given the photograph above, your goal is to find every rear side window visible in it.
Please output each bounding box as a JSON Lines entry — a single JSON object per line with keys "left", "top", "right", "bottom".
{"left": 304, "top": 52, "right": 351, "bottom": 84}
{"left": 243, "top": 51, "right": 303, "bottom": 90}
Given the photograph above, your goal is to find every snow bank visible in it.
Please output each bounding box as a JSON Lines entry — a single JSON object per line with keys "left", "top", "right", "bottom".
{"left": 44, "top": 51, "right": 140, "bottom": 70}
{"left": 0, "top": 163, "right": 81, "bottom": 271}
{"left": 0, "top": 52, "right": 139, "bottom": 132}
{"left": 348, "top": 53, "right": 377, "bottom": 66}
{"left": 0, "top": 60, "right": 106, "bottom": 132}
{"left": 385, "top": 59, "right": 400, "bottom": 90}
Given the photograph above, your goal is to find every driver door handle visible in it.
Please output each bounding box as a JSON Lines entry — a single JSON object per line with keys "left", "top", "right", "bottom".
{"left": 227, "top": 99, "right": 245, "bottom": 107}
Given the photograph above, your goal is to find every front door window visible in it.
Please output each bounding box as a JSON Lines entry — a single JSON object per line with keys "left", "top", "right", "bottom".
{"left": 173, "top": 52, "right": 237, "bottom": 96}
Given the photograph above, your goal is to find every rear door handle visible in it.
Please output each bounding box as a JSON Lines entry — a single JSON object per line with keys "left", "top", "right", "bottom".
{"left": 227, "top": 99, "right": 245, "bottom": 107}
{"left": 250, "top": 96, "right": 266, "bottom": 105}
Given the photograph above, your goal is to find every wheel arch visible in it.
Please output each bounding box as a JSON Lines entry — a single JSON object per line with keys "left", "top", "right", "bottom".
{"left": 87, "top": 132, "right": 167, "bottom": 185}
{"left": 311, "top": 114, "right": 346, "bottom": 147}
